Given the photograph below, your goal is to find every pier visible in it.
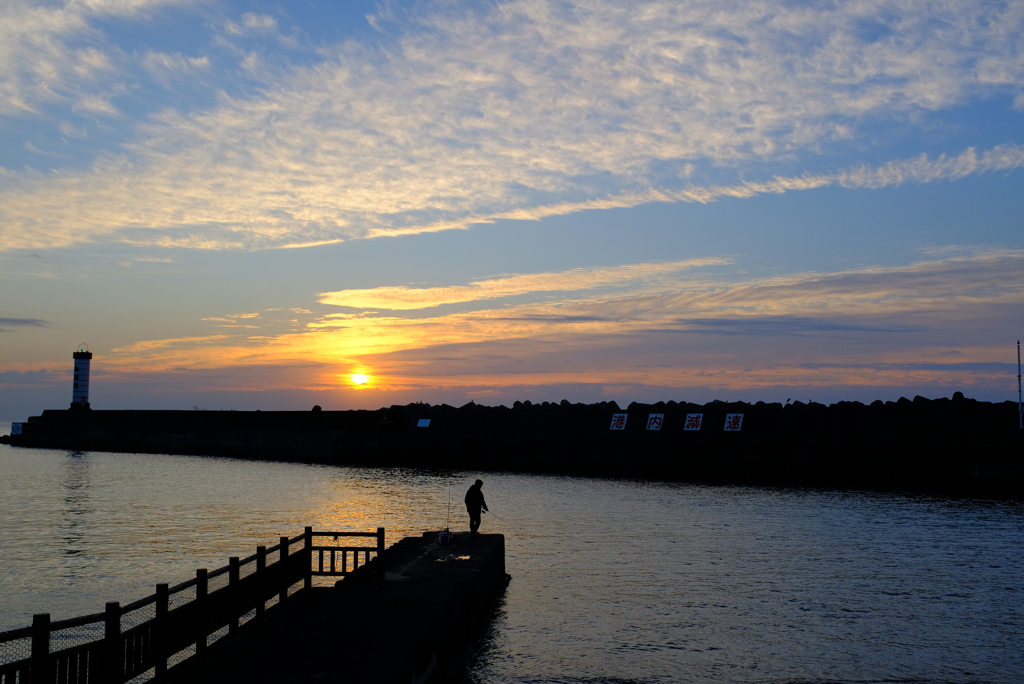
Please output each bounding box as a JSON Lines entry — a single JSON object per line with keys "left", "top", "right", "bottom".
{"left": 0, "top": 528, "right": 508, "bottom": 684}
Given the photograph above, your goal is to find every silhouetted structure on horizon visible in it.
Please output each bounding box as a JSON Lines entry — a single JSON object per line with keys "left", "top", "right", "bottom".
{"left": 4, "top": 392, "right": 1022, "bottom": 494}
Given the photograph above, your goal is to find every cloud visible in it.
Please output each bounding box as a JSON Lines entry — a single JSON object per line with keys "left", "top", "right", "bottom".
{"left": 272, "top": 238, "right": 347, "bottom": 249}
{"left": 319, "top": 258, "right": 730, "bottom": 309}
{"left": 0, "top": 317, "right": 49, "bottom": 332}
{"left": 111, "top": 334, "right": 230, "bottom": 354}
{"left": 635, "top": 317, "right": 923, "bottom": 336}
{"left": 142, "top": 51, "right": 210, "bottom": 86}
{"left": 0, "top": 369, "right": 60, "bottom": 385}
{"left": 21, "top": 141, "right": 73, "bottom": 160}
{"left": 225, "top": 13, "right": 278, "bottom": 35}
{"left": 58, "top": 120, "right": 89, "bottom": 138}
{"left": 73, "top": 93, "right": 120, "bottom": 116}
{"left": 72, "top": 47, "right": 113, "bottom": 77}
{"left": 561, "top": 250, "right": 1024, "bottom": 324}
{"left": 367, "top": 145, "right": 1024, "bottom": 238}
{"left": 3, "top": 142, "right": 1022, "bottom": 253}
{"left": 98, "top": 250, "right": 1024, "bottom": 390}
{"left": 0, "top": 0, "right": 178, "bottom": 117}
{"left": 797, "top": 361, "right": 1016, "bottom": 373}
{"left": 300, "top": 249, "right": 1024, "bottom": 371}
{"left": 1, "top": 0, "right": 1022, "bottom": 251}
{"left": 78, "top": 254, "right": 1020, "bottom": 404}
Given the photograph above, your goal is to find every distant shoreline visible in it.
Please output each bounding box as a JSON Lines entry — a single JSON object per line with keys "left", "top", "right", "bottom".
{"left": 4, "top": 395, "right": 1023, "bottom": 496}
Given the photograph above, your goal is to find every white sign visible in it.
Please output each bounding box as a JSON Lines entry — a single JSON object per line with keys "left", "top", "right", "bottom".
{"left": 646, "top": 414, "right": 664, "bottom": 430}
{"left": 723, "top": 413, "right": 744, "bottom": 431}
{"left": 11, "top": 422, "right": 23, "bottom": 435}
{"left": 683, "top": 414, "right": 703, "bottom": 431}
{"left": 416, "top": 418, "right": 431, "bottom": 428}
{"left": 609, "top": 413, "right": 628, "bottom": 430}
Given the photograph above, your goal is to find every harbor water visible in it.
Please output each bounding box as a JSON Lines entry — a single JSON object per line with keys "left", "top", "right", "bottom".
{"left": 1, "top": 425, "right": 1022, "bottom": 683}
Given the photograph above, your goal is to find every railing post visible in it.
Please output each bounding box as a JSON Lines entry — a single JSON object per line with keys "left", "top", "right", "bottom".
{"left": 377, "top": 527, "right": 386, "bottom": 586}
{"left": 104, "top": 602, "right": 121, "bottom": 683}
{"left": 256, "top": 546, "right": 267, "bottom": 621}
{"left": 304, "top": 526, "right": 313, "bottom": 591}
{"left": 195, "top": 569, "right": 208, "bottom": 660}
{"left": 229, "top": 557, "right": 240, "bottom": 638}
{"left": 278, "top": 536, "right": 289, "bottom": 605}
{"left": 31, "top": 613, "right": 50, "bottom": 684}
{"left": 154, "top": 583, "right": 169, "bottom": 682}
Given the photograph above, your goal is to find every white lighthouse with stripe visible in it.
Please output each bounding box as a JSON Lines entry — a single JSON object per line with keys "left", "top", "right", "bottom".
{"left": 71, "top": 344, "right": 92, "bottom": 410}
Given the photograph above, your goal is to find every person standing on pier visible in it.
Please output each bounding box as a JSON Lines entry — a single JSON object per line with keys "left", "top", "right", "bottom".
{"left": 465, "top": 479, "right": 488, "bottom": 536}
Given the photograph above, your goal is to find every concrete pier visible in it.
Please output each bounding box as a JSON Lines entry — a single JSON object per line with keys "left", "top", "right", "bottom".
{"left": 167, "top": 532, "right": 508, "bottom": 684}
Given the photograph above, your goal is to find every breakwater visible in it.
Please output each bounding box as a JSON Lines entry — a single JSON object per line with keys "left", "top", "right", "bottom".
{"left": 4, "top": 393, "right": 1023, "bottom": 493}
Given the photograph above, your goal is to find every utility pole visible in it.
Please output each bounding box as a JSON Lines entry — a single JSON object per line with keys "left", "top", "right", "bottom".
{"left": 1018, "top": 340, "right": 1022, "bottom": 429}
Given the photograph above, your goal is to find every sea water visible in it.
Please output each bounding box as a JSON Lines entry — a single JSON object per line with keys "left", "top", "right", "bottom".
{"left": 1, "top": 426, "right": 1021, "bottom": 683}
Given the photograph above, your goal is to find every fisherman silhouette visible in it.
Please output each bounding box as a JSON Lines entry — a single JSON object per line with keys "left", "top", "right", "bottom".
{"left": 464, "top": 479, "right": 488, "bottom": 536}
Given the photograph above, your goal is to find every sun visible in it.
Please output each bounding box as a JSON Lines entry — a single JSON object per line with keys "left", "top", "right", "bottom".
{"left": 349, "top": 374, "right": 371, "bottom": 386}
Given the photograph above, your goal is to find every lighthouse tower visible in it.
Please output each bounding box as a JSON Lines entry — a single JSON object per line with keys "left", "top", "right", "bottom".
{"left": 71, "top": 344, "right": 92, "bottom": 410}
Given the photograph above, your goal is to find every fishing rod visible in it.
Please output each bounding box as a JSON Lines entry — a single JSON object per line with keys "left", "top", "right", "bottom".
{"left": 439, "top": 483, "right": 454, "bottom": 546}
{"left": 482, "top": 508, "right": 509, "bottom": 522}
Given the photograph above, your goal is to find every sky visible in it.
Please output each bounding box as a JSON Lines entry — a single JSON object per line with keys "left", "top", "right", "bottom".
{"left": 1, "top": 0, "right": 1023, "bottom": 419}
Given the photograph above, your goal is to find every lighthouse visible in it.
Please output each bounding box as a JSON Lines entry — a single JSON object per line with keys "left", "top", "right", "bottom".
{"left": 71, "top": 344, "right": 92, "bottom": 410}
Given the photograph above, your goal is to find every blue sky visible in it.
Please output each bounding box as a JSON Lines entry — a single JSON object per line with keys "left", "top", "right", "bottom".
{"left": 1, "top": 0, "right": 1023, "bottom": 418}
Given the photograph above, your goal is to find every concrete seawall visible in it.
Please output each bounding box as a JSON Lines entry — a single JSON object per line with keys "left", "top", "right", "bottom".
{"left": 167, "top": 532, "right": 508, "bottom": 684}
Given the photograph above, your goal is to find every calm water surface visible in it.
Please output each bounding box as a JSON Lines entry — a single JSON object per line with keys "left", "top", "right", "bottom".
{"left": 1, "top": 426, "right": 1022, "bottom": 683}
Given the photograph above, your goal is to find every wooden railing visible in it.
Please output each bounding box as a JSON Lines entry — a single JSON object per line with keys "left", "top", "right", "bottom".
{"left": 0, "top": 526, "right": 385, "bottom": 684}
